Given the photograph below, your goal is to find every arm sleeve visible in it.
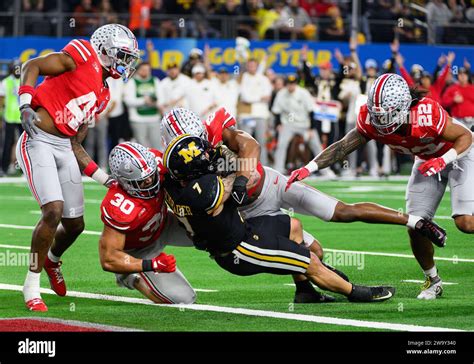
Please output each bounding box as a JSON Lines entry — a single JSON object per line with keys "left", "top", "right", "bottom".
{"left": 399, "top": 66, "right": 415, "bottom": 87}
{"left": 441, "top": 85, "right": 455, "bottom": 109}
{"left": 433, "top": 64, "right": 449, "bottom": 92}
{"left": 271, "top": 91, "right": 283, "bottom": 114}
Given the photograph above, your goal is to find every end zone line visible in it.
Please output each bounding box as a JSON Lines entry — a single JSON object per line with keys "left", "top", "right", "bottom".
{"left": 0, "top": 283, "right": 463, "bottom": 332}
{"left": 1, "top": 224, "right": 473, "bottom": 263}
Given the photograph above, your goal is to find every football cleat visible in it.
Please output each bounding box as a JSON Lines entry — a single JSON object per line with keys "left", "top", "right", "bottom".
{"left": 25, "top": 298, "right": 48, "bottom": 312}
{"left": 294, "top": 290, "right": 336, "bottom": 304}
{"left": 44, "top": 257, "right": 67, "bottom": 296}
{"left": 415, "top": 219, "right": 447, "bottom": 247}
{"left": 348, "top": 285, "right": 395, "bottom": 302}
{"left": 417, "top": 276, "right": 443, "bottom": 300}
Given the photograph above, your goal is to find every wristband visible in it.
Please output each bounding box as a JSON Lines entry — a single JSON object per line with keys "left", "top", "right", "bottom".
{"left": 91, "top": 168, "right": 110, "bottom": 185}
{"left": 305, "top": 160, "right": 319, "bottom": 173}
{"left": 84, "top": 161, "right": 99, "bottom": 177}
{"left": 18, "top": 85, "right": 35, "bottom": 107}
{"left": 441, "top": 148, "right": 458, "bottom": 165}
{"left": 142, "top": 259, "right": 152, "bottom": 272}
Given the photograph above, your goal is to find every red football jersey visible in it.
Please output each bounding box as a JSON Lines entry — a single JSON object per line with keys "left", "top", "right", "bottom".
{"left": 356, "top": 97, "right": 453, "bottom": 160}
{"left": 31, "top": 39, "right": 110, "bottom": 137}
{"left": 100, "top": 150, "right": 168, "bottom": 250}
{"left": 204, "top": 106, "right": 264, "bottom": 197}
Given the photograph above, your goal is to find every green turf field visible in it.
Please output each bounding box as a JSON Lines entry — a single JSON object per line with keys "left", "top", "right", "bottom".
{"left": 0, "top": 178, "right": 473, "bottom": 331}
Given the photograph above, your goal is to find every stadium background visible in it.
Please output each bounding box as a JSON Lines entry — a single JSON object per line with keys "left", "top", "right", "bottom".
{"left": 0, "top": 0, "right": 473, "bottom": 332}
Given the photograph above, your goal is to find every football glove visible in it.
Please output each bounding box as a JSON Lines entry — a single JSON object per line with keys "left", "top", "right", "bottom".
{"left": 418, "top": 158, "right": 447, "bottom": 177}
{"left": 151, "top": 253, "right": 176, "bottom": 273}
{"left": 231, "top": 175, "right": 249, "bottom": 206}
{"left": 285, "top": 167, "right": 310, "bottom": 191}
{"left": 20, "top": 105, "right": 41, "bottom": 138}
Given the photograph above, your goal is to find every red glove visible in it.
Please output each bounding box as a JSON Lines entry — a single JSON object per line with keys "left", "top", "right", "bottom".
{"left": 152, "top": 253, "right": 176, "bottom": 273}
{"left": 418, "top": 157, "right": 447, "bottom": 177}
{"left": 285, "top": 167, "right": 310, "bottom": 191}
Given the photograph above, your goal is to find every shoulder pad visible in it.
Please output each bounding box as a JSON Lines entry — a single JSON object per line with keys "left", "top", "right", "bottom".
{"left": 62, "top": 39, "right": 94, "bottom": 66}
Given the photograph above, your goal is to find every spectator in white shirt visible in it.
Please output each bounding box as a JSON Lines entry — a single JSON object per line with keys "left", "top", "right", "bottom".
{"left": 212, "top": 67, "right": 239, "bottom": 117}
{"left": 271, "top": 75, "right": 326, "bottom": 175}
{"left": 238, "top": 58, "right": 272, "bottom": 165}
{"left": 186, "top": 63, "right": 218, "bottom": 119}
{"left": 157, "top": 63, "right": 191, "bottom": 115}
{"left": 124, "top": 62, "right": 162, "bottom": 150}
{"left": 106, "top": 77, "right": 132, "bottom": 152}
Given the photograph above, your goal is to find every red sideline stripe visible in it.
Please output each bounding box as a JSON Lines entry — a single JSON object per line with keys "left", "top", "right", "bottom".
{"left": 0, "top": 319, "right": 105, "bottom": 332}
{"left": 118, "top": 143, "right": 151, "bottom": 174}
{"left": 139, "top": 272, "right": 173, "bottom": 304}
{"left": 373, "top": 73, "right": 390, "bottom": 107}
{"left": 20, "top": 133, "right": 41, "bottom": 204}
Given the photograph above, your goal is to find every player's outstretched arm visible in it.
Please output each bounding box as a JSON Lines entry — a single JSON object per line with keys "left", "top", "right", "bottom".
{"left": 71, "top": 124, "right": 114, "bottom": 186}
{"left": 21, "top": 52, "right": 76, "bottom": 88}
{"left": 286, "top": 128, "right": 368, "bottom": 190}
{"left": 99, "top": 225, "right": 176, "bottom": 274}
{"left": 418, "top": 117, "right": 473, "bottom": 177}
{"left": 222, "top": 128, "right": 261, "bottom": 205}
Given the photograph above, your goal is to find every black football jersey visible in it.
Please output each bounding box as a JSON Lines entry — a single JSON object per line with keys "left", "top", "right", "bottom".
{"left": 163, "top": 174, "right": 249, "bottom": 254}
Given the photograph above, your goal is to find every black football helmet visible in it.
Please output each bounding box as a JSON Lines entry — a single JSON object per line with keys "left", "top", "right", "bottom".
{"left": 164, "top": 134, "right": 218, "bottom": 181}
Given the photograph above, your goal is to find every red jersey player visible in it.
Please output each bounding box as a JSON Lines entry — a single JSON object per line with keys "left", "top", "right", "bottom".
{"left": 287, "top": 73, "right": 473, "bottom": 299}
{"left": 99, "top": 142, "right": 195, "bottom": 304}
{"left": 161, "top": 106, "right": 447, "bottom": 304}
{"left": 16, "top": 24, "right": 139, "bottom": 311}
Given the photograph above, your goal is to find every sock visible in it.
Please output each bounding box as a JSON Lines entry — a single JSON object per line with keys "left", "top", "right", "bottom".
{"left": 23, "top": 270, "right": 41, "bottom": 302}
{"left": 423, "top": 266, "right": 438, "bottom": 279}
{"left": 406, "top": 215, "right": 422, "bottom": 229}
{"left": 47, "top": 249, "right": 60, "bottom": 263}
{"left": 295, "top": 279, "right": 316, "bottom": 293}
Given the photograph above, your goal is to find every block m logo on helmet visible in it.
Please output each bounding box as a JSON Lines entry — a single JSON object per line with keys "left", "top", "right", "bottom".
{"left": 178, "top": 141, "right": 202, "bottom": 164}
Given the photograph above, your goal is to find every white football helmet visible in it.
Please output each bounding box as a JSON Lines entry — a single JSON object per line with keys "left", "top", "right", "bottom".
{"left": 109, "top": 142, "right": 159, "bottom": 199}
{"left": 90, "top": 24, "right": 139, "bottom": 82}
{"left": 367, "top": 73, "right": 412, "bottom": 135}
{"left": 161, "top": 108, "right": 208, "bottom": 146}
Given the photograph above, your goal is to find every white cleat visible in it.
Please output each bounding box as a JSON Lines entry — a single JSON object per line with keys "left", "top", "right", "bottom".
{"left": 417, "top": 276, "right": 443, "bottom": 300}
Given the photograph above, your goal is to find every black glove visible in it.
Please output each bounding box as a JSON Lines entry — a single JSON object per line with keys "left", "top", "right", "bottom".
{"left": 20, "top": 105, "right": 41, "bottom": 138}
{"left": 231, "top": 175, "right": 249, "bottom": 206}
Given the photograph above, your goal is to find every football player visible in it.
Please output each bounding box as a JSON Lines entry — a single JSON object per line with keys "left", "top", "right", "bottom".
{"left": 99, "top": 142, "right": 195, "bottom": 304}
{"left": 162, "top": 134, "right": 396, "bottom": 303}
{"left": 16, "top": 24, "right": 139, "bottom": 311}
{"left": 160, "top": 107, "right": 446, "bottom": 303}
{"left": 287, "top": 73, "right": 474, "bottom": 299}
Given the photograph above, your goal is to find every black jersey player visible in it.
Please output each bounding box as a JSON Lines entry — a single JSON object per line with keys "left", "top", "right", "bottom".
{"left": 162, "top": 135, "right": 396, "bottom": 303}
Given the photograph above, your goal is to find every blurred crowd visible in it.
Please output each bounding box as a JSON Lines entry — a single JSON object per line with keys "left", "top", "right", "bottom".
{"left": 1, "top": 37, "right": 473, "bottom": 178}
{"left": 1, "top": 0, "right": 473, "bottom": 44}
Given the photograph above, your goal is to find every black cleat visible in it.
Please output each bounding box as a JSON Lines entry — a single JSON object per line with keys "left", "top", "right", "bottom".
{"left": 415, "top": 219, "right": 447, "bottom": 248}
{"left": 323, "top": 262, "right": 350, "bottom": 282}
{"left": 294, "top": 290, "right": 336, "bottom": 304}
{"left": 348, "top": 285, "right": 395, "bottom": 303}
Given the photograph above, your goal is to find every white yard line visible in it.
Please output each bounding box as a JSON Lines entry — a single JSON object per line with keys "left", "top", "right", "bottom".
{"left": 0, "top": 224, "right": 101, "bottom": 235}
{"left": 324, "top": 248, "right": 474, "bottom": 263}
{"left": 401, "top": 280, "right": 458, "bottom": 285}
{"left": 0, "top": 283, "right": 463, "bottom": 332}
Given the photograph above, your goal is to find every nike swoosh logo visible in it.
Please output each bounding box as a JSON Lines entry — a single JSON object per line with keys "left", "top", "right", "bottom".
{"left": 372, "top": 291, "right": 393, "bottom": 301}
{"left": 273, "top": 176, "right": 279, "bottom": 185}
